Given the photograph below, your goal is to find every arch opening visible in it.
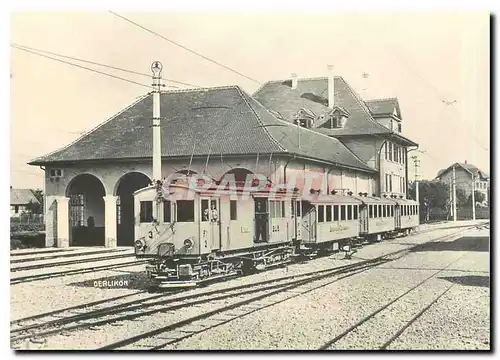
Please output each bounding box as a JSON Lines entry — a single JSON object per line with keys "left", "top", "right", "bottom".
{"left": 115, "top": 172, "right": 151, "bottom": 246}
{"left": 66, "top": 174, "right": 106, "bottom": 246}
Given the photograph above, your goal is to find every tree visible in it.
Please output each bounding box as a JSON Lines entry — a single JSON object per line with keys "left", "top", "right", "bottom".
{"left": 456, "top": 189, "right": 468, "bottom": 208}
{"left": 26, "top": 189, "right": 43, "bottom": 214}
{"left": 467, "top": 190, "right": 485, "bottom": 206}
{"left": 408, "top": 180, "right": 450, "bottom": 210}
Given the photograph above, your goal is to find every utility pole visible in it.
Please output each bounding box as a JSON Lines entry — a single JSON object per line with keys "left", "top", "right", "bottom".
{"left": 449, "top": 178, "right": 453, "bottom": 220}
{"left": 471, "top": 172, "right": 477, "bottom": 220}
{"left": 411, "top": 155, "right": 420, "bottom": 204}
{"left": 151, "top": 61, "right": 163, "bottom": 182}
{"left": 452, "top": 165, "right": 457, "bottom": 221}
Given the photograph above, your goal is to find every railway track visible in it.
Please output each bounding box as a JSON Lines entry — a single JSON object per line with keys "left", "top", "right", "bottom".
{"left": 11, "top": 223, "right": 485, "bottom": 349}
{"left": 11, "top": 248, "right": 131, "bottom": 264}
{"left": 96, "top": 224, "right": 482, "bottom": 350}
{"left": 10, "top": 248, "right": 78, "bottom": 257}
{"left": 317, "top": 235, "right": 486, "bottom": 350}
{"left": 10, "top": 257, "right": 390, "bottom": 345}
{"left": 10, "top": 259, "right": 148, "bottom": 285}
{"left": 11, "top": 252, "right": 135, "bottom": 272}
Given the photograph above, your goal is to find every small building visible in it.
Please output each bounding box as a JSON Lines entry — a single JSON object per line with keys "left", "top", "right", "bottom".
{"left": 10, "top": 188, "right": 40, "bottom": 217}
{"left": 436, "top": 162, "right": 490, "bottom": 206}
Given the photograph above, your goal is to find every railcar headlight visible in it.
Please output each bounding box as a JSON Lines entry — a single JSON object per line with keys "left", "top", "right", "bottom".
{"left": 183, "top": 238, "right": 194, "bottom": 249}
{"left": 135, "top": 239, "right": 145, "bottom": 250}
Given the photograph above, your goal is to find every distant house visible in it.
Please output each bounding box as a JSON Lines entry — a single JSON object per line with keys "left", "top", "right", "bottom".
{"left": 10, "top": 188, "right": 40, "bottom": 217}
{"left": 435, "top": 162, "right": 490, "bottom": 206}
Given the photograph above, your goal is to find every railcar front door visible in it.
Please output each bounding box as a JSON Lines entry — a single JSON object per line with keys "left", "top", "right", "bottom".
{"left": 395, "top": 205, "right": 401, "bottom": 229}
{"left": 209, "top": 198, "right": 221, "bottom": 250}
{"left": 301, "top": 201, "right": 316, "bottom": 242}
{"left": 254, "top": 198, "right": 269, "bottom": 243}
{"left": 200, "top": 198, "right": 213, "bottom": 252}
{"left": 292, "top": 200, "right": 302, "bottom": 241}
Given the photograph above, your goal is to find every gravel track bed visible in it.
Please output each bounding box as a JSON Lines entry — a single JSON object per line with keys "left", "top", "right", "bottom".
{"left": 387, "top": 279, "right": 490, "bottom": 350}
{"left": 160, "top": 229, "right": 488, "bottom": 350}
{"left": 10, "top": 221, "right": 487, "bottom": 350}
{"left": 10, "top": 264, "right": 150, "bottom": 320}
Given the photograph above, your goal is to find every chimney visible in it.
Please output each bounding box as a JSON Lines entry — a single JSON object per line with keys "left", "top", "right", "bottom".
{"left": 327, "top": 65, "right": 334, "bottom": 109}
{"left": 291, "top": 73, "right": 298, "bottom": 90}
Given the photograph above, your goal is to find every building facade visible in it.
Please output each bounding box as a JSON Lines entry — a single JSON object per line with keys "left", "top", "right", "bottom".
{"left": 253, "top": 72, "right": 418, "bottom": 200}
{"left": 10, "top": 188, "right": 40, "bottom": 217}
{"left": 435, "top": 162, "right": 490, "bottom": 205}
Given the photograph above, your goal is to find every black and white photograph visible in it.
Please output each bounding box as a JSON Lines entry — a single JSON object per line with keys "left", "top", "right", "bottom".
{"left": 8, "top": 5, "right": 491, "bottom": 351}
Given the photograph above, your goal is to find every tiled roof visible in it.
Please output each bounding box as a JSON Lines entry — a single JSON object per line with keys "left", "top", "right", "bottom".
{"left": 253, "top": 77, "right": 393, "bottom": 137}
{"left": 365, "top": 98, "right": 401, "bottom": 118}
{"left": 29, "top": 86, "right": 375, "bottom": 173}
{"left": 10, "top": 189, "right": 39, "bottom": 205}
{"left": 437, "top": 163, "right": 489, "bottom": 180}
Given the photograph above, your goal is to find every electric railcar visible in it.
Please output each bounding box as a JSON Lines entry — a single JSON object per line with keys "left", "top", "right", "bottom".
{"left": 133, "top": 180, "right": 419, "bottom": 288}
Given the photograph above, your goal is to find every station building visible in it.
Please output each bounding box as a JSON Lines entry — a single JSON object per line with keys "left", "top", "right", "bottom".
{"left": 29, "top": 72, "right": 417, "bottom": 248}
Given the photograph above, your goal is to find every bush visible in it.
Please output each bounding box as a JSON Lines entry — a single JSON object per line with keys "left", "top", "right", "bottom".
{"left": 10, "top": 239, "right": 27, "bottom": 250}
{"left": 10, "top": 223, "right": 45, "bottom": 233}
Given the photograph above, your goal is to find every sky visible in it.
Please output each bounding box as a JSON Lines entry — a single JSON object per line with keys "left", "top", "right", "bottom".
{"left": 10, "top": 11, "right": 490, "bottom": 190}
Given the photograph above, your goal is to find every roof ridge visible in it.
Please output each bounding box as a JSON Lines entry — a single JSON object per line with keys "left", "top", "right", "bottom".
{"left": 29, "top": 93, "right": 152, "bottom": 164}
{"left": 160, "top": 85, "right": 240, "bottom": 94}
{"left": 235, "top": 87, "right": 287, "bottom": 152}
{"left": 338, "top": 77, "right": 391, "bottom": 132}
{"left": 365, "top": 97, "right": 398, "bottom": 103}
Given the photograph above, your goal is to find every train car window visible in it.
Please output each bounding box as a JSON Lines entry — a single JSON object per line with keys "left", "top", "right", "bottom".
{"left": 334, "top": 205, "right": 339, "bottom": 221}
{"left": 347, "top": 205, "right": 353, "bottom": 220}
{"left": 269, "top": 201, "right": 275, "bottom": 219}
{"left": 341, "top": 205, "right": 346, "bottom": 221}
{"left": 353, "top": 205, "right": 358, "bottom": 220}
{"left": 374, "top": 204, "right": 378, "bottom": 218}
{"left": 201, "top": 199, "right": 209, "bottom": 222}
{"left": 291, "top": 202, "right": 295, "bottom": 217}
{"left": 390, "top": 205, "right": 394, "bottom": 217}
{"left": 140, "top": 201, "right": 153, "bottom": 223}
{"left": 230, "top": 200, "right": 237, "bottom": 221}
{"left": 281, "top": 201, "right": 286, "bottom": 218}
{"left": 369, "top": 205, "right": 373, "bottom": 218}
{"left": 318, "top": 205, "right": 325, "bottom": 223}
{"left": 378, "top": 205, "right": 382, "bottom": 218}
{"left": 177, "top": 200, "right": 195, "bottom": 222}
{"left": 326, "top": 205, "right": 332, "bottom": 222}
{"left": 296, "top": 201, "right": 301, "bottom": 217}
{"left": 163, "top": 200, "right": 171, "bottom": 223}
{"left": 382, "top": 205, "right": 387, "bottom": 218}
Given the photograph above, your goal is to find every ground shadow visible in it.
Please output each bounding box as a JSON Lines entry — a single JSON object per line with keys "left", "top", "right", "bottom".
{"left": 439, "top": 275, "right": 490, "bottom": 288}
{"left": 67, "top": 270, "right": 154, "bottom": 290}
{"left": 409, "top": 236, "right": 489, "bottom": 253}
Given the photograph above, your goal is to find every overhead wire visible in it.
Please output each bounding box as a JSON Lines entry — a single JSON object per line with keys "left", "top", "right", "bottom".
{"left": 12, "top": 43, "right": 199, "bottom": 88}
{"left": 108, "top": 11, "right": 263, "bottom": 86}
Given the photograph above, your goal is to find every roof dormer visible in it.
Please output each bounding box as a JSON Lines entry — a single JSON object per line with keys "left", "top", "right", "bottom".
{"left": 293, "top": 108, "right": 316, "bottom": 129}
{"left": 317, "top": 106, "right": 350, "bottom": 129}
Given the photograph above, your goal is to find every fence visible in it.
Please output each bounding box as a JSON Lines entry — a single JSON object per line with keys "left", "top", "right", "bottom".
{"left": 421, "top": 207, "right": 490, "bottom": 222}
{"left": 10, "top": 213, "right": 44, "bottom": 224}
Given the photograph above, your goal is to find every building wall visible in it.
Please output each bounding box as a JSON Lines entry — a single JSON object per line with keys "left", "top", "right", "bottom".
{"left": 438, "top": 168, "right": 489, "bottom": 204}
{"left": 42, "top": 155, "right": 377, "bottom": 247}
